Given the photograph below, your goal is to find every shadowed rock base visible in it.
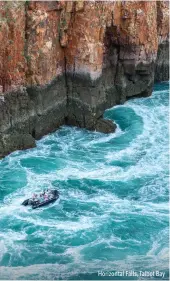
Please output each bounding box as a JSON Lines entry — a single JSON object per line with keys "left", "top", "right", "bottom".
{"left": 0, "top": 58, "right": 167, "bottom": 159}
{"left": 155, "top": 42, "right": 169, "bottom": 82}
{"left": 0, "top": 133, "right": 36, "bottom": 158}
{"left": 0, "top": 76, "right": 67, "bottom": 158}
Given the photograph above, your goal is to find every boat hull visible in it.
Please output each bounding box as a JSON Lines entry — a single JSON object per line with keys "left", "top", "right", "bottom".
{"left": 32, "top": 196, "right": 59, "bottom": 209}
{"left": 21, "top": 190, "right": 59, "bottom": 209}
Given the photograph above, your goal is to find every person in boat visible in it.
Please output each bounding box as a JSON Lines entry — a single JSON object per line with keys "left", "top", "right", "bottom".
{"left": 32, "top": 193, "right": 36, "bottom": 199}
{"left": 44, "top": 193, "right": 49, "bottom": 201}
{"left": 32, "top": 194, "right": 38, "bottom": 201}
{"left": 39, "top": 194, "right": 44, "bottom": 203}
{"left": 49, "top": 192, "right": 53, "bottom": 199}
{"left": 43, "top": 189, "right": 49, "bottom": 195}
{"left": 30, "top": 194, "right": 39, "bottom": 204}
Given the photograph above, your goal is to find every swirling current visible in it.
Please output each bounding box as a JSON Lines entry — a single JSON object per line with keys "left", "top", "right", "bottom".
{"left": 0, "top": 82, "right": 169, "bottom": 280}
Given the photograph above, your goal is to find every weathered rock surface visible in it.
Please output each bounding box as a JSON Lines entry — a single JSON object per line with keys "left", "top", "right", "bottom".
{"left": 0, "top": 133, "right": 35, "bottom": 158}
{"left": 155, "top": 1, "right": 169, "bottom": 81}
{"left": 0, "top": 1, "right": 169, "bottom": 158}
{"left": 94, "top": 119, "right": 117, "bottom": 134}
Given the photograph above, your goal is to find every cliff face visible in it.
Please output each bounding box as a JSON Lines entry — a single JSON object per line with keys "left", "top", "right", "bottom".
{"left": 155, "top": 1, "right": 169, "bottom": 81}
{"left": 0, "top": 1, "right": 169, "bottom": 158}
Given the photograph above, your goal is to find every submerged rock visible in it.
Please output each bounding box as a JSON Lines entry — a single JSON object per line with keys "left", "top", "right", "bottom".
{"left": 94, "top": 119, "right": 117, "bottom": 134}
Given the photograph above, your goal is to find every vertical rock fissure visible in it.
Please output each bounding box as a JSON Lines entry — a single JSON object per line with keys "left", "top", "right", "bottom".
{"left": 64, "top": 49, "right": 69, "bottom": 121}
{"left": 24, "top": 2, "right": 35, "bottom": 138}
{"left": 24, "top": 1, "right": 29, "bottom": 79}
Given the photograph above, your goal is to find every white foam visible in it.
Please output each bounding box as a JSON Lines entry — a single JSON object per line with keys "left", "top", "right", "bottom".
{"left": 14, "top": 214, "right": 93, "bottom": 231}
{"left": 0, "top": 85, "right": 168, "bottom": 277}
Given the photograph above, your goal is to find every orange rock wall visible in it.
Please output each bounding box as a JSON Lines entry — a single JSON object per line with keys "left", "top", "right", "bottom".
{"left": 0, "top": 1, "right": 169, "bottom": 157}
{"left": 26, "top": 1, "right": 65, "bottom": 85}
{"left": 0, "top": 2, "right": 26, "bottom": 93}
{"left": 0, "top": 1, "right": 169, "bottom": 93}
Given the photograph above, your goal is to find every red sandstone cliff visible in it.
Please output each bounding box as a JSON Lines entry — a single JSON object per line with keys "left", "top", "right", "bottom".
{"left": 0, "top": 1, "right": 169, "bottom": 92}
{"left": 0, "top": 1, "right": 169, "bottom": 157}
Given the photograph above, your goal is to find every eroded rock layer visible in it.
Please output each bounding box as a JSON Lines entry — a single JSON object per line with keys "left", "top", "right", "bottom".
{"left": 0, "top": 1, "right": 169, "bottom": 157}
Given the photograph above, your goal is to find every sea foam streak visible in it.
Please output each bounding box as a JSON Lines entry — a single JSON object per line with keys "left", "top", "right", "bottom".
{"left": 0, "top": 82, "right": 169, "bottom": 280}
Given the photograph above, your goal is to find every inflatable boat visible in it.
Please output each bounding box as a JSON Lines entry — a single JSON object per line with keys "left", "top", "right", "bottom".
{"left": 22, "top": 189, "right": 59, "bottom": 209}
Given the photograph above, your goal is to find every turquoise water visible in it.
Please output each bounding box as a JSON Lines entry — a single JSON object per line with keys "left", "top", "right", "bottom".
{"left": 0, "top": 82, "right": 169, "bottom": 280}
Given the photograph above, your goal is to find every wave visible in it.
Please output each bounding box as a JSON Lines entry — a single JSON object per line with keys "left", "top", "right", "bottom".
{"left": 0, "top": 83, "right": 169, "bottom": 279}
